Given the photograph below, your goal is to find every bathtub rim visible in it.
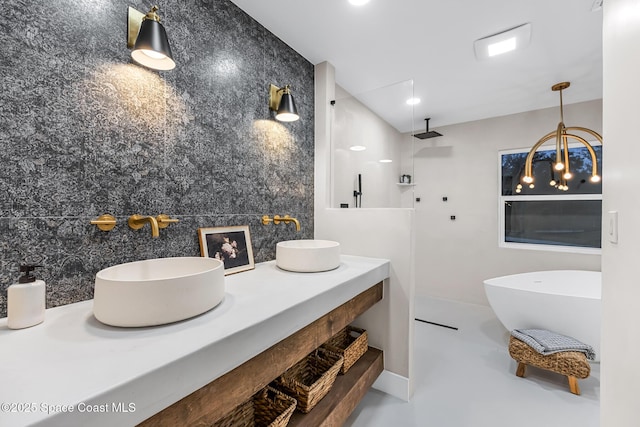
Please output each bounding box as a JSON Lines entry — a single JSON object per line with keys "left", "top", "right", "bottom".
{"left": 483, "top": 270, "right": 601, "bottom": 300}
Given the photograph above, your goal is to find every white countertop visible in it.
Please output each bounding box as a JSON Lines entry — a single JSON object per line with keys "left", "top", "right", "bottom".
{"left": 0, "top": 255, "right": 389, "bottom": 427}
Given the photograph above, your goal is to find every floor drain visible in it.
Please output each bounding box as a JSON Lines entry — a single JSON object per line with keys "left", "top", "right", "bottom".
{"left": 415, "top": 318, "right": 459, "bottom": 330}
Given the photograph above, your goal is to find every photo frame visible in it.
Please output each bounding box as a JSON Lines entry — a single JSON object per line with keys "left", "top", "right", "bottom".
{"left": 198, "top": 225, "right": 255, "bottom": 275}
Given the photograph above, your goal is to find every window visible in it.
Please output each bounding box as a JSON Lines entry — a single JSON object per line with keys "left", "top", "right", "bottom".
{"left": 499, "top": 143, "right": 602, "bottom": 253}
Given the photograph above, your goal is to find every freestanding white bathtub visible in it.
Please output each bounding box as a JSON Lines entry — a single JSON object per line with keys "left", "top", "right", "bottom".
{"left": 484, "top": 270, "right": 601, "bottom": 361}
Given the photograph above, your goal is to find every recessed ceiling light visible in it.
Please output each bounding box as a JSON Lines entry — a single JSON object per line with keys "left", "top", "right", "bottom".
{"left": 379, "top": 159, "right": 393, "bottom": 163}
{"left": 488, "top": 37, "right": 516, "bottom": 57}
{"left": 349, "top": 0, "right": 370, "bottom": 5}
{"left": 350, "top": 145, "right": 367, "bottom": 151}
{"left": 406, "top": 97, "right": 421, "bottom": 105}
{"left": 474, "top": 23, "right": 531, "bottom": 60}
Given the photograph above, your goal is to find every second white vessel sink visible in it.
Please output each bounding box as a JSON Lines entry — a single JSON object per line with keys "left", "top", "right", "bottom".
{"left": 93, "top": 257, "right": 225, "bottom": 327}
{"left": 276, "top": 240, "right": 341, "bottom": 273}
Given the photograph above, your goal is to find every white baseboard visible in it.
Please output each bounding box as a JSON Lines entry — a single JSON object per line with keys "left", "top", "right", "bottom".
{"left": 372, "top": 370, "right": 410, "bottom": 401}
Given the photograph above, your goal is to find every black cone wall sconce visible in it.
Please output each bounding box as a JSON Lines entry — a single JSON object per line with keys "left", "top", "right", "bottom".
{"left": 269, "top": 84, "right": 299, "bottom": 122}
{"left": 127, "top": 6, "right": 175, "bottom": 71}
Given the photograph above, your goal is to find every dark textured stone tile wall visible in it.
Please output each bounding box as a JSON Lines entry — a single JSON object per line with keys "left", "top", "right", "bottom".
{"left": 0, "top": 0, "right": 315, "bottom": 318}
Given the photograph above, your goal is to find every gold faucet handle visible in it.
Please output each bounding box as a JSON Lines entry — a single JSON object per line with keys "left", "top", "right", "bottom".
{"left": 91, "top": 214, "right": 116, "bottom": 231}
{"left": 157, "top": 214, "right": 179, "bottom": 229}
{"left": 262, "top": 215, "right": 274, "bottom": 225}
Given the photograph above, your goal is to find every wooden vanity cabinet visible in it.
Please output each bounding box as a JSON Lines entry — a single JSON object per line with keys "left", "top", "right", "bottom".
{"left": 139, "top": 281, "right": 384, "bottom": 427}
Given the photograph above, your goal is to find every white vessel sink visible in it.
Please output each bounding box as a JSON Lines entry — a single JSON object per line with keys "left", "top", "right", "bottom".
{"left": 276, "top": 240, "right": 341, "bottom": 273}
{"left": 93, "top": 257, "right": 225, "bottom": 327}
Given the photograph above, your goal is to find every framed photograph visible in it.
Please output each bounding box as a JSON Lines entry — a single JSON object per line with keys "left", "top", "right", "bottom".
{"left": 198, "top": 225, "right": 255, "bottom": 275}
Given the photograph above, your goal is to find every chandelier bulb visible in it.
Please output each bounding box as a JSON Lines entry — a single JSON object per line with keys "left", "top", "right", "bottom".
{"left": 554, "top": 162, "right": 565, "bottom": 171}
{"left": 549, "top": 180, "right": 557, "bottom": 186}
{"left": 529, "top": 184, "right": 535, "bottom": 189}
{"left": 515, "top": 188, "right": 521, "bottom": 193}
{"left": 563, "top": 172, "right": 572, "bottom": 180}
{"left": 522, "top": 176, "right": 533, "bottom": 184}
{"left": 591, "top": 175, "right": 601, "bottom": 183}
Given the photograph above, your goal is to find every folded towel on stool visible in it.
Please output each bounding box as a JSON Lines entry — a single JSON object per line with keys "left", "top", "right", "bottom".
{"left": 511, "top": 329, "right": 596, "bottom": 360}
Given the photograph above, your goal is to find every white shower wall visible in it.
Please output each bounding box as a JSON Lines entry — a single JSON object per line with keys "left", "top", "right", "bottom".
{"left": 332, "top": 85, "right": 413, "bottom": 209}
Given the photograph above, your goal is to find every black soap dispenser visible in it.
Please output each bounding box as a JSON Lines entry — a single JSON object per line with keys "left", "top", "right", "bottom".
{"left": 7, "top": 265, "right": 46, "bottom": 329}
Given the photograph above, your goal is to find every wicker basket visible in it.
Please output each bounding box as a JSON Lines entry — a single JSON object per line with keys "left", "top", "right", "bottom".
{"left": 273, "top": 347, "right": 343, "bottom": 413}
{"left": 508, "top": 336, "right": 591, "bottom": 379}
{"left": 322, "top": 326, "right": 368, "bottom": 374}
{"left": 212, "top": 386, "right": 297, "bottom": 427}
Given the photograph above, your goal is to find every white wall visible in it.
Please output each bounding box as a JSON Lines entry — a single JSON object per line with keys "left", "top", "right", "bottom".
{"left": 317, "top": 208, "right": 415, "bottom": 399}
{"left": 601, "top": 0, "right": 640, "bottom": 424}
{"left": 412, "top": 100, "right": 602, "bottom": 305}
{"left": 315, "top": 62, "right": 416, "bottom": 401}
{"left": 332, "top": 85, "right": 407, "bottom": 208}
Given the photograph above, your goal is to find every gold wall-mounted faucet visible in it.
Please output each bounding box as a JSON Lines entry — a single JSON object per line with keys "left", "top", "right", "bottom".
{"left": 128, "top": 214, "right": 160, "bottom": 238}
{"left": 261, "top": 214, "right": 300, "bottom": 232}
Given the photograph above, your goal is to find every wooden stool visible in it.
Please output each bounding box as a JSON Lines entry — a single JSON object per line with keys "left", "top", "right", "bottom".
{"left": 508, "top": 336, "right": 591, "bottom": 395}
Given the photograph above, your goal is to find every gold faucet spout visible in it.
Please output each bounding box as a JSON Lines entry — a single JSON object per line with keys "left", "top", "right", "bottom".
{"left": 282, "top": 215, "right": 301, "bottom": 232}
{"left": 128, "top": 214, "right": 160, "bottom": 238}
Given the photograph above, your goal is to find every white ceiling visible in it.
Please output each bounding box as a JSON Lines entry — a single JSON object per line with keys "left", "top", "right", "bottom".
{"left": 229, "top": 0, "right": 603, "bottom": 133}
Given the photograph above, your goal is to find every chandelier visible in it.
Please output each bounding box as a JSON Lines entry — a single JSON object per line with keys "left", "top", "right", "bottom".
{"left": 519, "top": 82, "right": 602, "bottom": 192}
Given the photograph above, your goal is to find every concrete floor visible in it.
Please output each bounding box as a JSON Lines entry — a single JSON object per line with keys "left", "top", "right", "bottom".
{"left": 345, "top": 297, "right": 600, "bottom": 427}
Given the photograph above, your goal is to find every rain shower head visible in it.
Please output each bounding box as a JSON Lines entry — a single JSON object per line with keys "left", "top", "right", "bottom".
{"left": 413, "top": 118, "right": 443, "bottom": 139}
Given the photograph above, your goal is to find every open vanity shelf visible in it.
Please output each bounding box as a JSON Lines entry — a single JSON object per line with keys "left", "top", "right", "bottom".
{"left": 139, "top": 282, "right": 384, "bottom": 426}
{"left": 288, "top": 347, "right": 383, "bottom": 426}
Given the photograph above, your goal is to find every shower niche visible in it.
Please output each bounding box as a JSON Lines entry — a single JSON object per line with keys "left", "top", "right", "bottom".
{"left": 330, "top": 80, "right": 416, "bottom": 209}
